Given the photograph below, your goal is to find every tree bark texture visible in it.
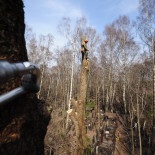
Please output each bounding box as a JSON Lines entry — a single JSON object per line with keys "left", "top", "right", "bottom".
{"left": 0, "top": 0, "right": 50, "bottom": 155}
{"left": 153, "top": 40, "right": 155, "bottom": 155}
{"left": 68, "top": 56, "right": 89, "bottom": 155}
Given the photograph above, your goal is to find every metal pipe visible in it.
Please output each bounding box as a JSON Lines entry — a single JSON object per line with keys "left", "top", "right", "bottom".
{"left": 0, "top": 87, "right": 26, "bottom": 106}
{"left": 0, "top": 61, "right": 41, "bottom": 105}
{"left": 0, "top": 61, "right": 40, "bottom": 85}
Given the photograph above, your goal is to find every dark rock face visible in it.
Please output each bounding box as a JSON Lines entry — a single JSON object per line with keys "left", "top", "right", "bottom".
{"left": 0, "top": 0, "right": 50, "bottom": 154}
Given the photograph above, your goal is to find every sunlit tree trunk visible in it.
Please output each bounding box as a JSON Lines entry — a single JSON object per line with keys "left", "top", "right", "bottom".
{"left": 66, "top": 43, "right": 75, "bottom": 128}
{"left": 106, "top": 88, "right": 109, "bottom": 111}
{"left": 46, "top": 77, "right": 51, "bottom": 100}
{"left": 136, "top": 86, "right": 142, "bottom": 155}
{"left": 129, "top": 95, "right": 135, "bottom": 155}
{"left": 101, "top": 70, "right": 105, "bottom": 112}
{"left": 109, "top": 48, "right": 114, "bottom": 112}
{"left": 67, "top": 40, "right": 89, "bottom": 154}
{"left": 37, "top": 60, "right": 46, "bottom": 99}
{"left": 122, "top": 34, "right": 127, "bottom": 114}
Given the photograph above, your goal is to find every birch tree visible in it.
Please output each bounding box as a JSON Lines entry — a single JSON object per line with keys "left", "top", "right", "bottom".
{"left": 37, "top": 34, "right": 53, "bottom": 99}
{"left": 114, "top": 16, "right": 138, "bottom": 114}
{"left": 137, "top": 0, "right": 155, "bottom": 152}
{"left": 58, "top": 17, "right": 100, "bottom": 128}
{"left": 58, "top": 17, "right": 81, "bottom": 128}
{"left": 99, "top": 23, "right": 118, "bottom": 112}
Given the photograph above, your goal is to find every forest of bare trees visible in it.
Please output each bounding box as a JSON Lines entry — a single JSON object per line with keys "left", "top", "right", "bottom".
{"left": 24, "top": 1, "right": 155, "bottom": 154}
{"left": 1, "top": 0, "right": 154, "bottom": 155}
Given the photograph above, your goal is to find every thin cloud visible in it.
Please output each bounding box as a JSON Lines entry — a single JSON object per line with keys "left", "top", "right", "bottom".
{"left": 104, "top": 0, "right": 138, "bottom": 15}
{"left": 45, "top": 0, "right": 83, "bottom": 18}
{"left": 118, "top": 0, "right": 139, "bottom": 14}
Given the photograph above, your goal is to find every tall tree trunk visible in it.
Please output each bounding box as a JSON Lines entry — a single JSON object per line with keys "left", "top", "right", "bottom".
{"left": 0, "top": 0, "right": 27, "bottom": 63}
{"left": 123, "top": 74, "right": 127, "bottom": 114}
{"left": 129, "top": 95, "right": 135, "bottom": 155}
{"left": 106, "top": 88, "right": 109, "bottom": 111}
{"left": 66, "top": 44, "right": 75, "bottom": 128}
{"left": 0, "top": 1, "right": 50, "bottom": 154}
{"left": 122, "top": 47, "right": 127, "bottom": 115}
{"left": 67, "top": 38, "right": 89, "bottom": 154}
{"left": 136, "top": 89, "right": 142, "bottom": 155}
{"left": 153, "top": 39, "right": 155, "bottom": 155}
{"left": 101, "top": 73, "right": 105, "bottom": 112}
{"left": 37, "top": 52, "right": 47, "bottom": 99}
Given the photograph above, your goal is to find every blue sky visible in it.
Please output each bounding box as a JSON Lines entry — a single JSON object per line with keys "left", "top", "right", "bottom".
{"left": 24, "top": 0, "right": 139, "bottom": 45}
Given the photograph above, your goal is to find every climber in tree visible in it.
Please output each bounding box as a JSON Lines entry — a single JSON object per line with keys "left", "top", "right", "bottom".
{"left": 81, "top": 36, "right": 89, "bottom": 61}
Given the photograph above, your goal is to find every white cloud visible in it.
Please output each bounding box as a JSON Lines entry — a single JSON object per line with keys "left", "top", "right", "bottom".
{"left": 118, "top": 0, "right": 139, "bottom": 14}
{"left": 104, "top": 0, "right": 138, "bottom": 16}
{"left": 45, "top": 0, "right": 83, "bottom": 18}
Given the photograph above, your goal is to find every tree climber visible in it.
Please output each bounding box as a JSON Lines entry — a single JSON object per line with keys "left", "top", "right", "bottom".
{"left": 81, "top": 36, "right": 89, "bottom": 61}
{"left": 81, "top": 36, "right": 89, "bottom": 70}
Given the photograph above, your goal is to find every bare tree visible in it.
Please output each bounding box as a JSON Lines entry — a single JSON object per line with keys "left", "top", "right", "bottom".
{"left": 37, "top": 34, "right": 53, "bottom": 99}
{"left": 25, "top": 30, "right": 54, "bottom": 99}
{"left": 98, "top": 23, "right": 118, "bottom": 112}
{"left": 137, "top": 0, "right": 155, "bottom": 152}
{"left": 58, "top": 17, "right": 80, "bottom": 128}
{"left": 114, "top": 16, "right": 139, "bottom": 114}
{"left": 58, "top": 17, "right": 100, "bottom": 128}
